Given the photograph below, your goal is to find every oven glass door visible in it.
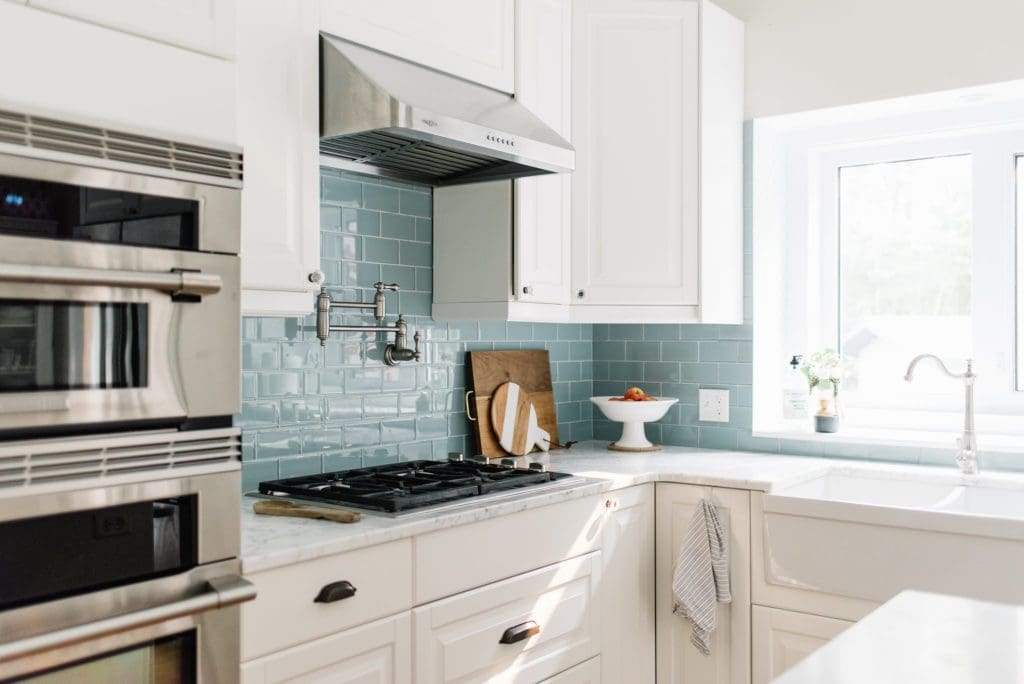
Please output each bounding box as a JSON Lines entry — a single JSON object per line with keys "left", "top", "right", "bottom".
{"left": 15, "top": 632, "right": 196, "bottom": 684}
{"left": 0, "top": 300, "right": 148, "bottom": 393}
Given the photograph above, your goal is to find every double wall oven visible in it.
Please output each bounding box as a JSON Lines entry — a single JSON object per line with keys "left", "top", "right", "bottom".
{"left": 0, "top": 115, "right": 250, "bottom": 683}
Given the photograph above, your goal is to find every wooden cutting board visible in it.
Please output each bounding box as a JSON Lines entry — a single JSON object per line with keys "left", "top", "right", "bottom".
{"left": 490, "top": 382, "right": 551, "bottom": 457}
{"left": 466, "top": 350, "right": 559, "bottom": 458}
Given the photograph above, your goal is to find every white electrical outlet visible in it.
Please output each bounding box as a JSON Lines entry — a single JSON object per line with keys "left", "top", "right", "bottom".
{"left": 698, "top": 388, "right": 730, "bottom": 423}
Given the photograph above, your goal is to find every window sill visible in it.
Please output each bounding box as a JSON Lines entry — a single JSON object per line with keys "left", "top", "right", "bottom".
{"left": 752, "top": 424, "right": 1024, "bottom": 454}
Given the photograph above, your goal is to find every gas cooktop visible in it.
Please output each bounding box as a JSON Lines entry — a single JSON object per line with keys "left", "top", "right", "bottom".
{"left": 257, "top": 456, "right": 574, "bottom": 514}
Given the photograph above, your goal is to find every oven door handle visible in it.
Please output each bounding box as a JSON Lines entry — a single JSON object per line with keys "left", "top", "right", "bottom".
{"left": 0, "top": 575, "right": 255, "bottom": 662}
{"left": 0, "top": 263, "right": 223, "bottom": 298}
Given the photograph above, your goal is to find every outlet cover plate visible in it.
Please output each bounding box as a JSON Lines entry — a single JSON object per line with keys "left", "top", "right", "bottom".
{"left": 699, "top": 388, "right": 730, "bottom": 423}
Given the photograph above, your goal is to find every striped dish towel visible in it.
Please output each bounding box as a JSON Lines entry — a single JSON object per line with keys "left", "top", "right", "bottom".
{"left": 672, "top": 498, "right": 731, "bottom": 655}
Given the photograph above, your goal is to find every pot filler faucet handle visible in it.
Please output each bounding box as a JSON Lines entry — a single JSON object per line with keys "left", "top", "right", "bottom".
{"left": 903, "top": 353, "right": 978, "bottom": 475}
{"left": 373, "top": 282, "right": 400, "bottom": 321}
{"left": 384, "top": 314, "right": 422, "bottom": 366}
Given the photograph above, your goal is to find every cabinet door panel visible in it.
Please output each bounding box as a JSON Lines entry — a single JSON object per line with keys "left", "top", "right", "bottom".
{"left": 572, "top": 0, "right": 699, "bottom": 307}
{"left": 751, "top": 606, "right": 853, "bottom": 684}
{"left": 541, "top": 656, "right": 602, "bottom": 683}
{"left": 655, "top": 483, "right": 750, "bottom": 684}
{"left": 237, "top": 0, "right": 321, "bottom": 316}
{"left": 514, "top": 0, "right": 571, "bottom": 306}
{"left": 319, "top": 0, "right": 514, "bottom": 92}
{"left": 599, "top": 486, "right": 655, "bottom": 683}
{"left": 243, "top": 612, "right": 411, "bottom": 684}
{"left": 27, "top": 0, "right": 235, "bottom": 58}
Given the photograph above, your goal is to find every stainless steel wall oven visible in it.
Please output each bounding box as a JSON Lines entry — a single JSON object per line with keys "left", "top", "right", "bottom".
{"left": 0, "top": 150, "right": 240, "bottom": 439}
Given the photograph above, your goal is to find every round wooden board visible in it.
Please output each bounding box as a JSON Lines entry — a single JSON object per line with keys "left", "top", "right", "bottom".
{"left": 607, "top": 442, "right": 663, "bottom": 453}
{"left": 490, "top": 381, "right": 534, "bottom": 456}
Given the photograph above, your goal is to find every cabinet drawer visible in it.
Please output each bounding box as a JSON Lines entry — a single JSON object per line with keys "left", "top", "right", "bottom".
{"left": 241, "top": 612, "right": 412, "bottom": 684}
{"left": 413, "top": 552, "right": 601, "bottom": 683}
{"left": 542, "top": 656, "right": 602, "bottom": 683}
{"left": 241, "top": 539, "right": 413, "bottom": 660}
{"left": 414, "top": 493, "right": 602, "bottom": 602}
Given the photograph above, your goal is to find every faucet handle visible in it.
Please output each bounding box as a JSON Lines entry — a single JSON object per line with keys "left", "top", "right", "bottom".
{"left": 413, "top": 330, "right": 422, "bottom": 361}
{"left": 375, "top": 282, "right": 400, "bottom": 293}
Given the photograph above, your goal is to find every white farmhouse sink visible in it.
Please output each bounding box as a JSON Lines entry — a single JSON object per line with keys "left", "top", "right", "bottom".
{"left": 755, "top": 466, "right": 1024, "bottom": 621}
{"left": 770, "top": 467, "right": 1024, "bottom": 525}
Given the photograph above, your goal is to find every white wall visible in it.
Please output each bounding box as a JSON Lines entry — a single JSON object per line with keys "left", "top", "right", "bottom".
{"left": 715, "top": 0, "right": 1024, "bottom": 118}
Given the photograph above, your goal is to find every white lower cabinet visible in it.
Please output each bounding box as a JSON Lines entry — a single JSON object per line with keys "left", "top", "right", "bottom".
{"left": 240, "top": 612, "right": 411, "bottom": 684}
{"left": 655, "top": 483, "right": 751, "bottom": 684}
{"left": 412, "top": 552, "right": 601, "bottom": 683}
{"left": 598, "top": 486, "right": 655, "bottom": 684}
{"left": 541, "top": 656, "right": 602, "bottom": 684}
{"left": 750, "top": 606, "right": 853, "bottom": 684}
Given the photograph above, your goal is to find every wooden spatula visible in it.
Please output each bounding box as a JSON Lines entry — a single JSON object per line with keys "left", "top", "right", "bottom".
{"left": 254, "top": 499, "right": 362, "bottom": 523}
{"left": 490, "top": 381, "right": 551, "bottom": 456}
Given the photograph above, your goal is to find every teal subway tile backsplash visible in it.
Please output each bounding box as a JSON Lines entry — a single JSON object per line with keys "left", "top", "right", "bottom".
{"left": 239, "top": 169, "right": 593, "bottom": 491}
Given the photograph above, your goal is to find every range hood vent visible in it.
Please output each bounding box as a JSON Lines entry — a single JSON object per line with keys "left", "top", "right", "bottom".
{"left": 319, "top": 34, "right": 574, "bottom": 186}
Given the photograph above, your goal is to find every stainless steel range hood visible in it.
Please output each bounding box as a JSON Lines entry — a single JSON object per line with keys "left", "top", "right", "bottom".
{"left": 319, "top": 34, "right": 574, "bottom": 186}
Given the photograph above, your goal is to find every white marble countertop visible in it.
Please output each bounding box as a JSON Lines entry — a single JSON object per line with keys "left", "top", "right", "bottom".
{"left": 241, "top": 441, "right": 829, "bottom": 573}
{"left": 776, "top": 590, "right": 1024, "bottom": 684}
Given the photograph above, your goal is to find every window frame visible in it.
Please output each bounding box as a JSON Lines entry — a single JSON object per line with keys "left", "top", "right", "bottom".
{"left": 753, "top": 92, "right": 1024, "bottom": 442}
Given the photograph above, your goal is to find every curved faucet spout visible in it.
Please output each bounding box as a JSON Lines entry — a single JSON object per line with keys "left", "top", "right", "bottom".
{"left": 904, "top": 353, "right": 971, "bottom": 382}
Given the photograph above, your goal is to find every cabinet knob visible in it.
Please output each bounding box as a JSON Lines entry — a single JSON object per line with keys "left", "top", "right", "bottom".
{"left": 313, "top": 580, "right": 356, "bottom": 603}
{"left": 308, "top": 270, "right": 325, "bottom": 285}
{"left": 522, "top": 285, "right": 532, "bottom": 296}
{"left": 605, "top": 498, "right": 619, "bottom": 510}
{"left": 576, "top": 289, "right": 585, "bottom": 299}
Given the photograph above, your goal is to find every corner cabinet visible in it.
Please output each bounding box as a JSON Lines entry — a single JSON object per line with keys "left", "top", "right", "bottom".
{"left": 319, "top": 0, "right": 514, "bottom": 93}
{"left": 237, "top": 0, "right": 322, "bottom": 316}
{"left": 571, "top": 0, "right": 744, "bottom": 323}
{"left": 655, "top": 483, "right": 751, "bottom": 684}
{"left": 432, "top": 0, "right": 572, "bottom": 323}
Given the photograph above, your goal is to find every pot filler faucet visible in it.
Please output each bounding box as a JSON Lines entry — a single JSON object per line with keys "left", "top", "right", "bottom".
{"left": 315, "top": 281, "right": 421, "bottom": 366}
{"left": 903, "top": 354, "right": 977, "bottom": 475}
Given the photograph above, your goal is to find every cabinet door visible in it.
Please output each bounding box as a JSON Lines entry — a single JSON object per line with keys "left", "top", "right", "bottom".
{"left": 571, "top": 0, "right": 699, "bottom": 307}
{"left": 751, "top": 606, "right": 852, "bottom": 684}
{"left": 599, "top": 486, "right": 655, "bottom": 684}
{"left": 513, "top": 0, "right": 571, "bottom": 306}
{"left": 655, "top": 483, "right": 750, "bottom": 684}
{"left": 27, "top": 0, "right": 235, "bottom": 58}
{"left": 319, "top": 0, "right": 514, "bottom": 92}
{"left": 240, "top": 612, "right": 411, "bottom": 684}
{"left": 237, "top": 0, "right": 321, "bottom": 316}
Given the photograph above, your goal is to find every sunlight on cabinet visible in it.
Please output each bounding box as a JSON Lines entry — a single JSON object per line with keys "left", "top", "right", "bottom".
{"left": 751, "top": 606, "right": 853, "bottom": 684}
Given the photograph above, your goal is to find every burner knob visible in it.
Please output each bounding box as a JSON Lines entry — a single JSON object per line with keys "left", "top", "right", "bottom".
{"left": 500, "top": 458, "right": 516, "bottom": 468}
{"left": 528, "top": 462, "right": 547, "bottom": 473}
{"left": 470, "top": 454, "right": 488, "bottom": 464}
{"left": 447, "top": 452, "right": 465, "bottom": 462}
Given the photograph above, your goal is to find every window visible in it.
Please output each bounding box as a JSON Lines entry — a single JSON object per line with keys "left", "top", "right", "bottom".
{"left": 753, "top": 86, "right": 1024, "bottom": 441}
{"left": 838, "top": 154, "right": 972, "bottom": 399}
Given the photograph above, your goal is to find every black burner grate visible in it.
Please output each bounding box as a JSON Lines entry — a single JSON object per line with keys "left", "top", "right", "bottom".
{"left": 258, "top": 460, "right": 571, "bottom": 513}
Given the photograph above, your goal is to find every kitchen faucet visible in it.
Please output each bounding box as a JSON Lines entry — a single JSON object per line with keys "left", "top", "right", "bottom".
{"left": 903, "top": 354, "right": 977, "bottom": 474}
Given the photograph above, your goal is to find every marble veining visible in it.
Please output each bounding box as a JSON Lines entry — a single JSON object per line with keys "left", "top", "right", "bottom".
{"left": 241, "top": 441, "right": 830, "bottom": 573}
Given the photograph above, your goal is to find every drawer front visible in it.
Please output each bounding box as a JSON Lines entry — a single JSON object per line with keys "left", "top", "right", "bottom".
{"left": 413, "top": 552, "right": 602, "bottom": 683}
{"left": 242, "top": 539, "right": 413, "bottom": 660}
{"left": 542, "top": 656, "right": 602, "bottom": 684}
{"left": 241, "top": 612, "right": 412, "bottom": 684}
{"left": 414, "top": 493, "right": 603, "bottom": 602}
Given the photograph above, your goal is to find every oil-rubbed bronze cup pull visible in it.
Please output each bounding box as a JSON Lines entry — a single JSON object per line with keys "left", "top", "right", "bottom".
{"left": 314, "top": 580, "right": 356, "bottom": 603}
{"left": 499, "top": 620, "right": 540, "bottom": 644}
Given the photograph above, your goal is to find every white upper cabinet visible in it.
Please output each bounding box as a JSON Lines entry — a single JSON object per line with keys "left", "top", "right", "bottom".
{"left": 319, "top": 0, "right": 515, "bottom": 92}
{"left": 0, "top": 1, "right": 237, "bottom": 147}
{"left": 432, "top": 0, "right": 573, "bottom": 323}
{"left": 237, "top": 0, "right": 322, "bottom": 316}
{"left": 571, "top": 0, "right": 743, "bottom": 323}
{"left": 514, "top": 0, "right": 573, "bottom": 308}
{"left": 26, "top": 0, "right": 236, "bottom": 59}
